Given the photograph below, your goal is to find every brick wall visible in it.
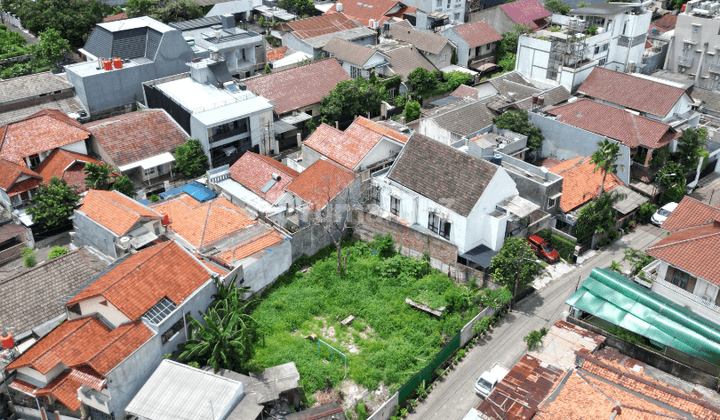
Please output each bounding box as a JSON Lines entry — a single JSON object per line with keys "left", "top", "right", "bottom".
{"left": 353, "top": 210, "right": 499, "bottom": 287}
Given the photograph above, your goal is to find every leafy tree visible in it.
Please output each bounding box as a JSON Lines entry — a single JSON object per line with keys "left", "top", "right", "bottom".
{"left": 608, "top": 260, "right": 622, "bottom": 274}
{"left": 153, "top": 0, "right": 203, "bottom": 23}
{"left": 524, "top": 327, "right": 548, "bottom": 350}
{"left": 407, "top": 67, "right": 439, "bottom": 96}
{"left": 264, "top": 63, "right": 272, "bottom": 74}
{"left": 26, "top": 176, "right": 78, "bottom": 229}
{"left": 636, "top": 202, "right": 656, "bottom": 223}
{"left": 126, "top": 0, "right": 158, "bottom": 17}
{"left": 442, "top": 71, "right": 472, "bottom": 91}
{"left": 403, "top": 100, "right": 421, "bottom": 122}
{"left": 22, "top": 247, "right": 36, "bottom": 267}
{"left": 174, "top": 139, "right": 209, "bottom": 176}
{"left": 278, "top": 0, "right": 316, "bottom": 17}
{"left": 590, "top": 139, "right": 621, "bottom": 198}
{"left": 622, "top": 248, "right": 655, "bottom": 276}
{"left": 393, "top": 93, "right": 410, "bottom": 108}
{"left": 112, "top": 175, "right": 135, "bottom": 197}
{"left": 320, "top": 78, "right": 384, "bottom": 125}
{"left": 488, "top": 237, "right": 543, "bottom": 289}
{"left": 673, "top": 127, "right": 707, "bottom": 173}
{"left": 451, "top": 48, "right": 458, "bottom": 65}
{"left": 49, "top": 246, "right": 68, "bottom": 259}
{"left": 497, "top": 53, "right": 516, "bottom": 73}
{"left": 492, "top": 110, "right": 545, "bottom": 151}
{"left": 495, "top": 25, "right": 532, "bottom": 63}
{"left": 84, "top": 162, "right": 114, "bottom": 190}
{"left": 545, "top": 0, "right": 572, "bottom": 15}
{"left": 34, "top": 28, "right": 70, "bottom": 66}
{"left": 573, "top": 192, "right": 622, "bottom": 243}
{"left": 578, "top": 2, "right": 587, "bottom": 6}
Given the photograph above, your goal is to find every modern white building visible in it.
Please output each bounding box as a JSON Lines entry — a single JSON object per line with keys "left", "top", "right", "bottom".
{"left": 402, "top": 0, "right": 467, "bottom": 23}
{"left": 515, "top": 2, "right": 651, "bottom": 91}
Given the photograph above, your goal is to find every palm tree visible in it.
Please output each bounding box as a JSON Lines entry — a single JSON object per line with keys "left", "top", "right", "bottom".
{"left": 590, "top": 139, "right": 621, "bottom": 199}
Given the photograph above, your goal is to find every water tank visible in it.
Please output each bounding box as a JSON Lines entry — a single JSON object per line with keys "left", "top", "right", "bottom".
{"left": 491, "top": 153, "right": 503, "bottom": 166}
{"left": 120, "top": 236, "right": 131, "bottom": 248}
{"left": 337, "top": 2, "right": 343, "bottom": 11}
{"left": 596, "top": 27, "right": 604, "bottom": 35}
{"left": 369, "top": 19, "right": 375, "bottom": 28}
{"left": 568, "top": 96, "right": 578, "bottom": 103}
{"left": 1, "top": 333, "right": 14, "bottom": 350}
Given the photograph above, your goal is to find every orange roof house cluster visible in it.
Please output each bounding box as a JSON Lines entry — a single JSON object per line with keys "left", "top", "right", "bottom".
{"left": 547, "top": 99, "right": 680, "bottom": 150}
{"left": 35, "top": 149, "right": 104, "bottom": 192}
{"left": 660, "top": 196, "right": 720, "bottom": 232}
{"left": 79, "top": 190, "right": 162, "bottom": 236}
{"left": 266, "top": 46, "right": 288, "bottom": 62}
{"left": 304, "top": 117, "right": 408, "bottom": 170}
{"left": 0, "top": 109, "right": 90, "bottom": 167}
{"left": 229, "top": 152, "right": 299, "bottom": 204}
{"left": 286, "top": 13, "right": 361, "bottom": 39}
{"left": 549, "top": 156, "right": 623, "bottom": 212}
{"left": 285, "top": 159, "right": 357, "bottom": 210}
{"left": 152, "top": 195, "right": 256, "bottom": 250}
{"left": 217, "top": 229, "right": 285, "bottom": 265}
{"left": 325, "top": 0, "right": 413, "bottom": 27}
{"left": 451, "top": 20, "right": 503, "bottom": 48}
{"left": 66, "top": 241, "right": 212, "bottom": 321}
{"left": 0, "top": 158, "right": 42, "bottom": 196}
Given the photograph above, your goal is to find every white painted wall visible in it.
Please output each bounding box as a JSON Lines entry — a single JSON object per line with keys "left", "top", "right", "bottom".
{"left": 77, "top": 296, "right": 132, "bottom": 328}
{"left": 240, "top": 239, "right": 292, "bottom": 293}
{"left": 16, "top": 364, "right": 66, "bottom": 387}
{"left": 357, "top": 139, "right": 402, "bottom": 171}
{"left": 59, "top": 141, "right": 89, "bottom": 156}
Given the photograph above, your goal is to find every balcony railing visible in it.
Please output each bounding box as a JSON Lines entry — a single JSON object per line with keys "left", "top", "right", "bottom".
{"left": 653, "top": 276, "right": 720, "bottom": 313}
{"left": 677, "top": 55, "right": 694, "bottom": 67}
{"left": 209, "top": 125, "right": 248, "bottom": 143}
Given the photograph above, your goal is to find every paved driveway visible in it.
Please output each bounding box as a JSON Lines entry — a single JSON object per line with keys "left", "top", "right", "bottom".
{"left": 406, "top": 224, "right": 666, "bottom": 420}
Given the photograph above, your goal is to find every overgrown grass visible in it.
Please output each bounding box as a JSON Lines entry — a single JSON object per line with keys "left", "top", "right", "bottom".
{"left": 250, "top": 235, "right": 485, "bottom": 396}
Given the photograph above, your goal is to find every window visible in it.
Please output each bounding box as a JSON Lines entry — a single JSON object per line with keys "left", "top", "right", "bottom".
{"left": 307, "top": 109, "right": 313, "bottom": 116}
{"left": 439, "top": 220, "right": 451, "bottom": 239}
{"left": 436, "top": 0, "right": 442, "bottom": 6}
{"left": 440, "top": 53, "right": 447, "bottom": 63}
{"left": 594, "top": 46, "right": 599, "bottom": 55}
{"left": 454, "top": 13, "right": 460, "bottom": 20}
{"left": 144, "top": 167, "right": 156, "bottom": 176}
{"left": 547, "top": 197, "right": 557, "bottom": 208}
{"left": 350, "top": 65, "right": 362, "bottom": 79}
{"left": 161, "top": 317, "right": 184, "bottom": 344}
{"left": 428, "top": 212, "right": 439, "bottom": 233}
{"left": 602, "top": 43, "right": 609, "bottom": 52}
{"left": 623, "top": 22, "right": 627, "bottom": 35}
{"left": 390, "top": 196, "right": 400, "bottom": 216}
{"left": 28, "top": 154, "right": 41, "bottom": 168}
{"left": 387, "top": 88, "right": 395, "bottom": 99}
{"left": 447, "top": 0, "right": 451, "bottom": 7}
{"left": 144, "top": 297, "right": 177, "bottom": 325}
{"left": 666, "top": 267, "right": 692, "bottom": 291}
{"left": 428, "top": 212, "right": 451, "bottom": 239}
{"left": 487, "top": 44, "right": 492, "bottom": 51}
{"left": 599, "top": 58, "right": 606, "bottom": 66}
{"left": 371, "top": 185, "right": 381, "bottom": 203}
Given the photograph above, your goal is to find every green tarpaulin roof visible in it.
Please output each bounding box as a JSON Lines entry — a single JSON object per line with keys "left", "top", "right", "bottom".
{"left": 566, "top": 268, "right": 720, "bottom": 365}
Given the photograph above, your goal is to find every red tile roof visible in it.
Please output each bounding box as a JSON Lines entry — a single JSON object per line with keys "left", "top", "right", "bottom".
{"left": 549, "top": 156, "right": 623, "bottom": 212}
{"left": 661, "top": 196, "right": 720, "bottom": 232}
{"left": 153, "top": 195, "right": 256, "bottom": 249}
{"left": 229, "top": 152, "right": 298, "bottom": 204}
{"left": 66, "top": 241, "right": 211, "bottom": 320}
{"left": 244, "top": 59, "right": 350, "bottom": 115}
{"left": 287, "top": 13, "right": 361, "bottom": 39}
{"left": 646, "top": 222, "right": 720, "bottom": 287}
{"left": 7, "top": 315, "right": 152, "bottom": 376}
{"left": 450, "top": 84, "right": 480, "bottom": 99}
{"left": 547, "top": 99, "right": 680, "bottom": 149}
{"left": 285, "top": 159, "right": 357, "bottom": 209}
{"left": 354, "top": 117, "right": 409, "bottom": 144}
{"left": 325, "top": 0, "right": 404, "bottom": 27}
{"left": 35, "top": 149, "right": 103, "bottom": 193}
{"left": 499, "top": 0, "right": 551, "bottom": 29}
{"left": 578, "top": 67, "right": 688, "bottom": 118}
{"left": 0, "top": 158, "right": 40, "bottom": 191}
{"left": 648, "top": 14, "right": 677, "bottom": 34}
{"left": 0, "top": 109, "right": 91, "bottom": 167}
{"left": 79, "top": 190, "right": 162, "bottom": 236}
{"left": 34, "top": 366, "right": 106, "bottom": 411}
{"left": 103, "top": 11, "right": 128, "bottom": 22}
{"left": 451, "top": 20, "right": 502, "bottom": 48}
{"left": 266, "top": 46, "right": 288, "bottom": 62}
{"left": 217, "top": 229, "right": 285, "bottom": 264}
{"left": 85, "top": 109, "right": 188, "bottom": 168}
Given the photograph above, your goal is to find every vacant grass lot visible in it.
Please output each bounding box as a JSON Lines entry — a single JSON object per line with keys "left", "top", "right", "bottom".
{"left": 250, "top": 236, "right": 486, "bottom": 396}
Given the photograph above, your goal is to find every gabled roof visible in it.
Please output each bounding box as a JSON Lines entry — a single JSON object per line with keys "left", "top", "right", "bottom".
{"left": 354, "top": 116, "right": 409, "bottom": 144}
{"left": 662, "top": 196, "right": 720, "bottom": 232}
{"left": 79, "top": 190, "right": 162, "bottom": 237}
{"left": 244, "top": 59, "right": 350, "bottom": 115}
{"left": 7, "top": 315, "right": 152, "bottom": 376}
{"left": 549, "top": 156, "right": 623, "bottom": 212}
{"left": 32, "top": 366, "right": 106, "bottom": 411}
{"left": 102, "top": 11, "right": 128, "bottom": 22}
{"left": 35, "top": 149, "right": 103, "bottom": 193}
{"left": 85, "top": 109, "right": 188, "bottom": 168}
{"left": 66, "top": 241, "right": 211, "bottom": 321}
{"left": 0, "top": 248, "right": 107, "bottom": 337}
{"left": 326, "top": 0, "right": 406, "bottom": 26}
{"left": 217, "top": 229, "right": 285, "bottom": 265}
{"left": 0, "top": 109, "right": 91, "bottom": 166}
{"left": 266, "top": 46, "right": 288, "bottom": 62}
{"left": 374, "top": 41, "right": 437, "bottom": 80}
{"left": 499, "top": 0, "right": 551, "bottom": 29}
{"left": 388, "top": 133, "right": 499, "bottom": 217}
{"left": 152, "top": 195, "right": 256, "bottom": 249}
{"left": 450, "top": 20, "right": 502, "bottom": 48}
{"left": 323, "top": 38, "right": 380, "bottom": 67}
{"left": 648, "top": 13, "right": 677, "bottom": 34}
{"left": 547, "top": 99, "right": 680, "bottom": 149}
{"left": 450, "top": 84, "right": 481, "bottom": 99}
{"left": 430, "top": 96, "right": 498, "bottom": 137}
{"left": 287, "top": 14, "right": 361, "bottom": 39}
{"left": 229, "top": 152, "right": 299, "bottom": 204}
{"left": 0, "top": 158, "right": 40, "bottom": 191}
{"left": 0, "top": 72, "right": 73, "bottom": 106}
{"left": 386, "top": 20, "right": 452, "bottom": 55}
{"left": 285, "top": 159, "right": 357, "bottom": 209}
{"left": 578, "top": 67, "right": 688, "bottom": 118}
{"left": 647, "top": 221, "right": 720, "bottom": 287}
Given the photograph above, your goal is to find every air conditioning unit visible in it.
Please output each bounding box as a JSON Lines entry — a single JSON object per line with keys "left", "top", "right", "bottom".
{"left": 702, "top": 295, "right": 713, "bottom": 304}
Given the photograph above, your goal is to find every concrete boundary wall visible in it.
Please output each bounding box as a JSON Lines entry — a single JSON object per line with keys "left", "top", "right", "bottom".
{"left": 368, "top": 391, "right": 400, "bottom": 420}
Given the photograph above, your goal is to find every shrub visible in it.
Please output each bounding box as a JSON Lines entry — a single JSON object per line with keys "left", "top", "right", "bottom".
{"left": 588, "top": 25, "right": 598, "bottom": 35}
{"left": 21, "top": 247, "right": 36, "bottom": 268}
{"left": 523, "top": 327, "right": 548, "bottom": 351}
{"left": 48, "top": 246, "right": 68, "bottom": 259}
{"left": 472, "top": 317, "right": 491, "bottom": 336}
{"left": 150, "top": 194, "right": 160, "bottom": 203}
{"left": 187, "top": 361, "right": 201, "bottom": 368}
{"left": 636, "top": 202, "right": 656, "bottom": 223}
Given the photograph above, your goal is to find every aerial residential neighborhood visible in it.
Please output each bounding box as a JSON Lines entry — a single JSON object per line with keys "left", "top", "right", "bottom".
{"left": 2, "top": 0, "right": 720, "bottom": 419}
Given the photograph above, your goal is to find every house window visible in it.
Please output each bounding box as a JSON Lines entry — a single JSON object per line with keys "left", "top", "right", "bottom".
{"left": 144, "top": 167, "right": 156, "bottom": 176}
{"left": 599, "top": 58, "right": 606, "bottom": 66}
{"left": 428, "top": 212, "right": 439, "bottom": 233}
{"left": 594, "top": 46, "right": 599, "bottom": 55}
{"left": 428, "top": 212, "right": 451, "bottom": 239}
{"left": 454, "top": 13, "right": 460, "bottom": 20}
{"left": 390, "top": 196, "right": 400, "bottom": 216}
{"left": 447, "top": 0, "right": 451, "bottom": 7}
{"left": 623, "top": 22, "right": 627, "bottom": 35}
{"left": 436, "top": 0, "right": 442, "bottom": 6}
{"left": 28, "top": 154, "right": 41, "bottom": 168}
{"left": 602, "top": 43, "right": 609, "bottom": 52}
{"left": 161, "top": 317, "right": 184, "bottom": 344}
{"left": 350, "top": 66, "right": 362, "bottom": 79}
{"left": 487, "top": 44, "right": 492, "bottom": 51}
{"left": 666, "top": 266, "right": 693, "bottom": 291}
{"left": 440, "top": 53, "right": 447, "bottom": 63}
{"left": 547, "top": 197, "right": 557, "bottom": 208}
{"left": 439, "top": 220, "right": 451, "bottom": 239}
{"left": 371, "top": 185, "right": 381, "bottom": 203}
{"left": 387, "top": 88, "right": 395, "bottom": 99}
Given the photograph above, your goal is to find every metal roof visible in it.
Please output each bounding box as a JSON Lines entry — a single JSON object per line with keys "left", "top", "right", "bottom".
{"left": 169, "top": 16, "right": 222, "bottom": 31}
{"left": 566, "top": 268, "right": 720, "bottom": 365}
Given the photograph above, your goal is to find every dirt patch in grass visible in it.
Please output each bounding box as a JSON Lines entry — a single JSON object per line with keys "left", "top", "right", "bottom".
{"left": 338, "top": 378, "right": 369, "bottom": 410}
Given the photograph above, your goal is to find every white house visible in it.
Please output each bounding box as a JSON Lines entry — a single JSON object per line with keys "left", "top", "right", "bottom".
{"left": 322, "top": 38, "right": 391, "bottom": 79}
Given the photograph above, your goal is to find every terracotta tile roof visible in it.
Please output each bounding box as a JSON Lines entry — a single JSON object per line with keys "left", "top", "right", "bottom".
{"left": 0, "top": 109, "right": 91, "bottom": 166}
{"left": 388, "top": 133, "right": 499, "bottom": 217}
{"left": 549, "top": 156, "right": 623, "bottom": 213}
{"left": 9, "top": 378, "right": 37, "bottom": 394}
{"left": 7, "top": 177, "right": 41, "bottom": 196}
{"left": 386, "top": 20, "right": 451, "bottom": 55}
{"left": 499, "top": 0, "right": 551, "bottom": 29}
{"left": 287, "top": 14, "right": 361, "bottom": 39}
{"left": 451, "top": 20, "right": 502, "bottom": 48}
{"left": 646, "top": 221, "right": 720, "bottom": 287}
{"left": 547, "top": 99, "right": 680, "bottom": 149}
{"left": 229, "top": 152, "right": 298, "bottom": 204}
{"left": 217, "top": 229, "right": 285, "bottom": 264}
{"left": 325, "top": 0, "right": 405, "bottom": 27}
{"left": 152, "top": 195, "right": 256, "bottom": 249}
{"left": 578, "top": 67, "right": 688, "bottom": 118}
{"left": 661, "top": 196, "right": 720, "bottom": 232}
{"left": 79, "top": 190, "right": 162, "bottom": 236}
{"left": 66, "top": 241, "right": 211, "bottom": 321}
{"left": 7, "top": 315, "right": 152, "bottom": 376}
{"left": 34, "top": 366, "right": 106, "bottom": 411}
{"left": 85, "top": 109, "right": 188, "bottom": 168}
{"left": 200, "top": 259, "right": 228, "bottom": 275}
{"left": 35, "top": 149, "right": 102, "bottom": 193}
{"left": 244, "top": 59, "right": 350, "bottom": 115}
{"left": 285, "top": 159, "right": 357, "bottom": 209}
{"left": 648, "top": 14, "right": 677, "bottom": 34}
{"left": 450, "top": 84, "right": 480, "bottom": 99}
{"left": 103, "top": 11, "right": 128, "bottom": 22}
{"left": 0, "top": 158, "right": 40, "bottom": 191}
{"left": 354, "top": 116, "right": 409, "bottom": 144}
{"left": 266, "top": 46, "right": 288, "bottom": 62}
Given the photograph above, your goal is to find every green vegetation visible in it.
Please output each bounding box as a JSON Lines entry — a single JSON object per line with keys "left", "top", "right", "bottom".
{"left": 26, "top": 176, "right": 78, "bottom": 229}
{"left": 406, "top": 68, "right": 472, "bottom": 98}
{"left": 149, "top": 194, "right": 160, "bottom": 203}
{"left": 573, "top": 192, "right": 622, "bottom": 243}
{"left": 608, "top": 260, "right": 622, "bottom": 274}
{"left": 536, "top": 229, "right": 577, "bottom": 261}
{"left": 278, "top": 0, "right": 316, "bottom": 17}
{"left": 590, "top": 139, "right": 621, "bottom": 199}
{"left": 126, "top": 0, "right": 203, "bottom": 23}
{"left": 21, "top": 247, "right": 36, "bottom": 268}
{"left": 48, "top": 246, "right": 68, "bottom": 259}
{"left": 319, "top": 74, "right": 402, "bottom": 125}
{"left": 622, "top": 247, "right": 655, "bottom": 276}
{"left": 174, "top": 139, "right": 209, "bottom": 176}
{"left": 0, "top": 26, "right": 71, "bottom": 79}
{"left": 544, "top": 0, "right": 572, "bottom": 15}
{"left": 674, "top": 127, "right": 707, "bottom": 173}
{"left": 606, "top": 324, "right": 652, "bottom": 347}
{"left": 83, "top": 162, "right": 135, "bottom": 197}
{"left": 112, "top": 175, "right": 135, "bottom": 197}
{"left": 636, "top": 202, "right": 657, "bottom": 223}
{"left": 495, "top": 25, "right": 532, "bottom": 76}
{"left": 249, "top": 236, "right": 488, "bottom": 395}
{"left": 492, "top": 110, "right": 545, "bottom": 151}
{"left": 403, "top": 101, "right": 421, "bottom": 123}
{"left": 264, "top": 64, "right": 272, "bottom": 74}
{"left": 588, "top": 25, "right": 598, "bottom": 36}
{"left": 488, "top": 237, "right": 543, "bottom": 288}
{"left": 524, "top": 327, "right": 548, "bottom": 350}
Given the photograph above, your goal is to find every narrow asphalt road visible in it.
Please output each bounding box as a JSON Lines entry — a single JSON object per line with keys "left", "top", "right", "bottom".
{"left": 407, "top": 224, "right": 666, "bottom": 420}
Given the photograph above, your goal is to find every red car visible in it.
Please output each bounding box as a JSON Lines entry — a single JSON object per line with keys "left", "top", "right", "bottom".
{"left": 527, "top": 235, "right": 560, "bottom": 264}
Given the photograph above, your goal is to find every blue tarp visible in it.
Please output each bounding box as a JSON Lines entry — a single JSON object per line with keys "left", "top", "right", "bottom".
{"left": 159, "top": 182, "right": 216, "bottom": 202}
{"left": 138, "top": 199, "right": 151, "bottom": 205}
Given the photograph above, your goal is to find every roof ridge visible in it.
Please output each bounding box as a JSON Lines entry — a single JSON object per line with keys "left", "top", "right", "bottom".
{"left": 0, "top": 248, "right": 85, "bottom": 285}
{"left": 198, "top": 203, "right": 213, "bottom": 247}
{"left": 19, "top": 316, "right": 98, "bottom": 369}
{"left": 626, "top": 110, "right": 642, "bottom": 148}
{"left": 232, "top": 229, "right": 277, "bottom": 261}
{"left": 95, "top": 190, "right": 143, "bottom": 219}
{"left": 84, "top": 321, "right": 145, "bottom": 373}
{"left": 648, "top": 228, "right": 720, "bottom": 251}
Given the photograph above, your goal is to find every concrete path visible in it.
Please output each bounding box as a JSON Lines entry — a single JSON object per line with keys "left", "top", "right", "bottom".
{"left": 691, "top": 172, "right": 720, "bottom": 207}
{"left": 406, "top": 224, "right": 666, "bottom": 420}
{"left": 1, "top": 20, "right": 40, "bottom": 45}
